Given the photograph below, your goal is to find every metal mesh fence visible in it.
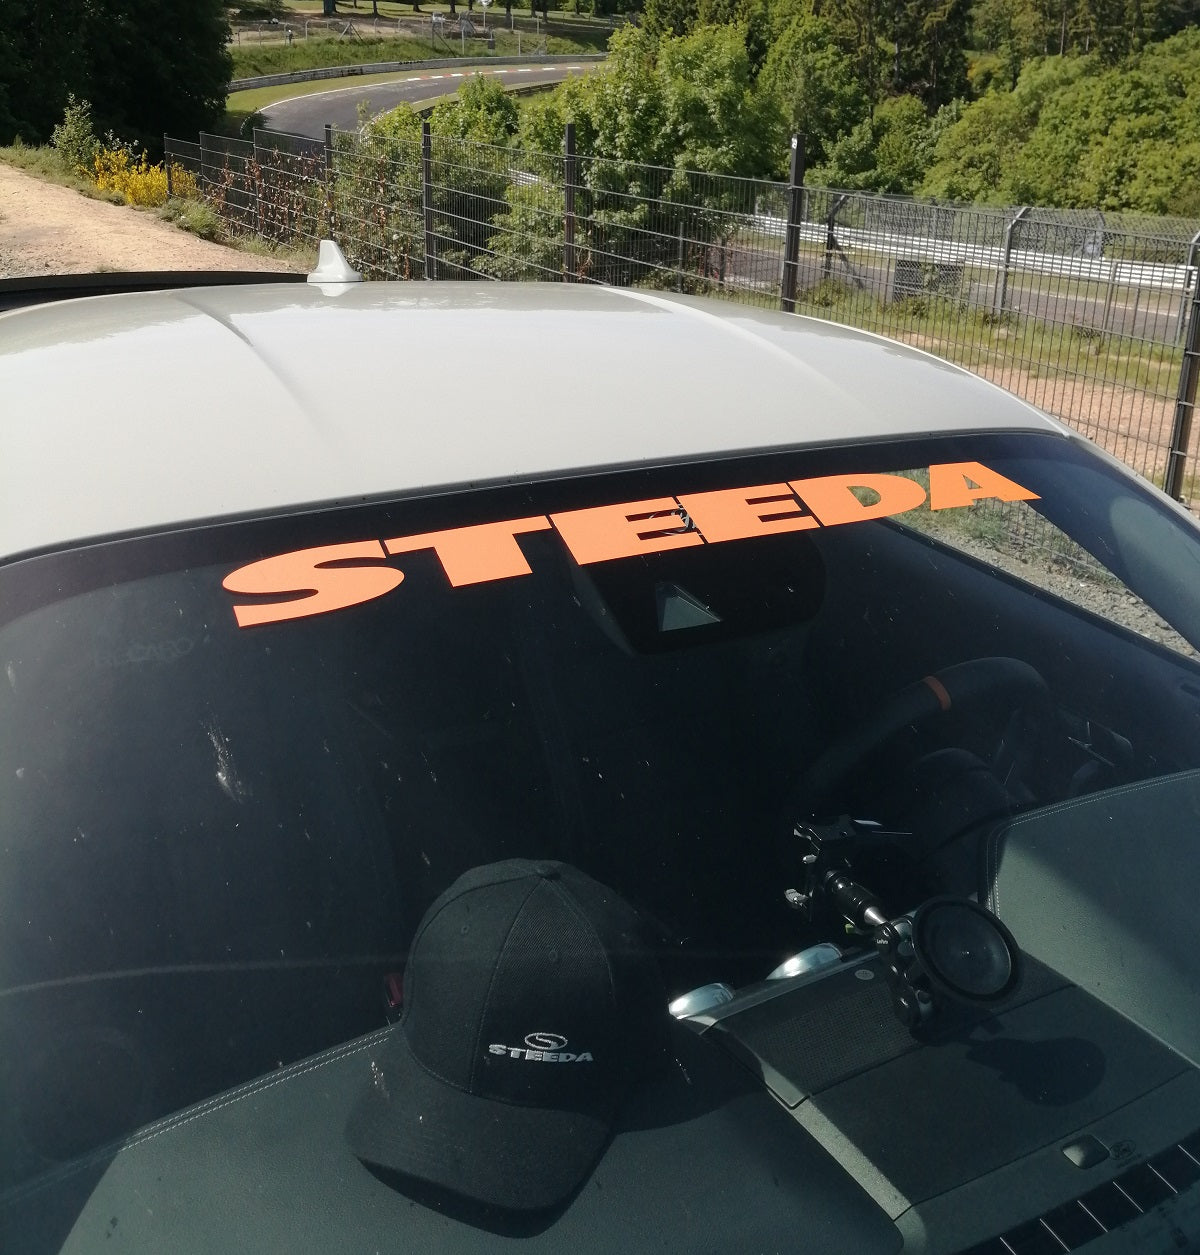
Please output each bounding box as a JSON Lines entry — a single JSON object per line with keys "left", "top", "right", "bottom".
{"left": 165, "top": 126, "right": 1200, "bottom": 503}
{"left": 328, "top": 131, "right": 424, "bottom": 279}
{"left": 786, "top": 189, "right": 1196, "bottom": 496}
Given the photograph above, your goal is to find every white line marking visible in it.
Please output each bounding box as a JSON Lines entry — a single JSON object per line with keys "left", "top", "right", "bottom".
{"left": 430, "top": 74, "right": 444, "bottom": 80}
{"left": 516, "top": 67, "right": 533, "bottom": 72}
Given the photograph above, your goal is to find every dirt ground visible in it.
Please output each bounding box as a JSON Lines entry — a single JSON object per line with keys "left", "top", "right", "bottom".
{"left": 0, "top": 163, "right": 300, "bottom": 277}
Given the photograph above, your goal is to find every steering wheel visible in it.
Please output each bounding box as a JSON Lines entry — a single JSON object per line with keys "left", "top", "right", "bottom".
{"left": 794, "top": 657, "right": 1050, "bottom": 814}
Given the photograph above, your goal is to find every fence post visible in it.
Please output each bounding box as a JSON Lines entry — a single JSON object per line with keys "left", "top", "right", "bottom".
{"left": 563, "top": 122, "right": 577, "bottom": 282}
{"left": 422, "top": 120, "right": 437, "bottom": 280}
{"left": 1101, "top": 259, "right": 1119, "bottom": 334}
{"left": 780, "top": 133, "right": 805, "bottom": 313}
{"left": 323, "top": 123, "right": 335, "bottom": 238}
{"left": 822, "top": 194, "right": 846, "bottom": 282}
{"left": 164, "top": 134, "right": 173, "bottom": 198}
{"left": 1176, "top": 230, "right": 1200, "bottom": 346}
{"left": 1166, "top": 256, "right": 1200, "bottom": 502}
{"left": 252, "top": 129, "right": 266, "bottom": 239}
{"left": 992, "top": 206, "right": 1030, "bottom": 320}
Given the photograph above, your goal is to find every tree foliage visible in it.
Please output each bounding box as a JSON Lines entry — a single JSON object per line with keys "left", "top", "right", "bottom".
{"left": 921, "top": 27, "right": 1200, "bottom": 212}
{"left": 339, "top": 74, "right": 523, "bottom": 275}
{"left": 619, "top": 0, "right": 1200, "bottom": 211}
{"left": 758, "top": 13, "right": 868, "bottom": 165}
{"left": 812, "top": 93, "right": 933, "bottom": 192}
{"left": 0, "top": 0, "right": 230, "bottom": 148}
{"left": 970, "top": 0, "right": 1200, "bottom": 92}
{"left": 484, "top": 25, "right": 782, "bottom": 283}
{"left": 517, "top": 25, "right": 780, "bottom": 175}
{"left": 0, "top": 0, "right": 89, "bottom": 143}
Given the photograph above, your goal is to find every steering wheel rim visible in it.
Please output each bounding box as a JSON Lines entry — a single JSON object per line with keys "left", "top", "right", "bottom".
{"left": 795, "top": 657, "right": 1049, "bottom": 812}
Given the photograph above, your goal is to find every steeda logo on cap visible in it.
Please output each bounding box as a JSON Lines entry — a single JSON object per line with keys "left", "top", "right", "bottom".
{"left": 488, "top": 1031, "right": 594, "bottom": 1062}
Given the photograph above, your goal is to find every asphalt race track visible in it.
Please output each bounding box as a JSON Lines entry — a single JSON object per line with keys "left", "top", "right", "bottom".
{"left": 260, "top": 64, "right": 592, "bottom": 139}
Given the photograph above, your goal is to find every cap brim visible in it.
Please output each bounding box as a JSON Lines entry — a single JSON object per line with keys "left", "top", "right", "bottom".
{"left": 346, "top": 1030, "right": 613, "bottom": 1213}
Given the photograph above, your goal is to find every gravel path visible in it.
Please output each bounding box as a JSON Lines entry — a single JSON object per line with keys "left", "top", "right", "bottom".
{"left": 0, "top": 163, "right": 300, "bottom": 278}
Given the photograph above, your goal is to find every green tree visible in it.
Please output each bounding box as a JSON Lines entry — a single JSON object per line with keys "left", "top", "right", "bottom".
{"left": 920, "top": 27, "right": 1200, "bottom": 212}
{"left": 759, "top": 13, "right": 868, "bottom": 165}
{"left": 919, "top": 50, "right": 1091, "bottom": 202}
{"left": 971, "top": 0, "right": 1045, "bottom": 87}
{"left": 1009, "top": 30, "right": 1200, "bottom": 209}
{"left": 0, "top": 0, "right": 230, "bottom": 149}
{"left": 820, "top": 0, "right": 890, "bottom": 111}
{"left": 429, "top": 74, "right": 520, "bottom": 143}
{"left": 540, "top": 26, "right": 672, "bottom": 164}
{"left": 900, "top": 0, "right": 970, "bottom": 108}
{"left": 347, "top": 77, "right": 522, "bottom": 274}
{"left": 641, "top": 0, "right": 701, "bottom": 36}
{"left": 491, "top": 24, "right": 782, "bottom": 284}
{"left": 920, "top": 91, "right": 1027, "bottom": 201}
{"left": 814, "top": 93, "right": 932, "bottom": 192}
{"left": 0, "top": 0, "right": 90, "bottom": 143}
{"left": 973, "top": 0, "right": 1199, "bottom": 67}
{"left": 83, "top": 0, "right": 231, "bottom": 148}
{"left": 819, "top": 0, "right": 969, "bottom": 110}
{"left": 657, "top": 24, "right": 783, "bottom": 174}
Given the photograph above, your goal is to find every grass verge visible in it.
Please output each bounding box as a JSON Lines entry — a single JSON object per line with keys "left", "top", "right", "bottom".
{"left": 156, "top": 197, "right": 226, "bottom": 242}
{"left": 229, "top": 27, "right": 606, "bottom": 78}
{"left": 0, "top": 140, "right": 125, "bottom": 203}
{"left": 791, "top": 271, "right": 1181, "bottom": 398}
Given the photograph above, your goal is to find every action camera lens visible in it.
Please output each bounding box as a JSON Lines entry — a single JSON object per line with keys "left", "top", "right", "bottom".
{"left": 913, "top": 899, "right": 1020, "bottom": 1003}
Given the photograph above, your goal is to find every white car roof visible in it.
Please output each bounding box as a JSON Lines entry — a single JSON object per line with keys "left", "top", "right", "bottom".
{"left": 0, "top": 280, "right": 1063, "bottom": 561}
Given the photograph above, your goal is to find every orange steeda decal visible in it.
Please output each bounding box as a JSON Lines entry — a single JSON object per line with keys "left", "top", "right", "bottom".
{"left": 675, "top": 484, "right": 817, "bottom": 543}
{"left": 223, "top": 541, "right": 404, "bottom": 628}
{"left": 927, "top": 462, "right": 1039, "bottom": 510}
{"left": 789, "top": 473, "right": 927, "bottom": 527}
{"left": 223, "top": 463, "right": 1039, "bottom": 627}
{"left": 550, "top": 498, "right": 701, "bottom": 565}
{"left": 385, "top": 517, "right": 553, "bottom": 586}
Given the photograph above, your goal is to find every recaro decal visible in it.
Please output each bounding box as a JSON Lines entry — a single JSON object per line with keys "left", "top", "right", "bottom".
{"left": 222, "top": 463, "right": 1038, "bottom": 628}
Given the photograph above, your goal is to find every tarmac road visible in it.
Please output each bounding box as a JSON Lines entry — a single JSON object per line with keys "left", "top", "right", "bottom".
{"left": 260, "top": 63, "right": 593, "bottom": 139}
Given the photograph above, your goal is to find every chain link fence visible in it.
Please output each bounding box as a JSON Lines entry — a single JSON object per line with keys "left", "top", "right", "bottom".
{"left": 165, "top": 125, "right": 1200, "bottom": 504}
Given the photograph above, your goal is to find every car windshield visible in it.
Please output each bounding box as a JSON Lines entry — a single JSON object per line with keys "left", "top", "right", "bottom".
{"left": 6, "top": 429, "right": 1200, "bottom": 1253}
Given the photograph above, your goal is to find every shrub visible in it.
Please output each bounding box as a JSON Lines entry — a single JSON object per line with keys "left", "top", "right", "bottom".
{"left": 158, "top": 197, "right": 224, "bottom": 241}
{"left": 94, "top": 143, "right": 198, "bottom": 207}
{"left": 50, "top": 96, "right": 99, "bottom": 175}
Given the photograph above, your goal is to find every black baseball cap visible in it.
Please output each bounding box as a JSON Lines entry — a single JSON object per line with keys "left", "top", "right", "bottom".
{"left": 346, "top": 859, "right": 670, "bottom": 1212}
